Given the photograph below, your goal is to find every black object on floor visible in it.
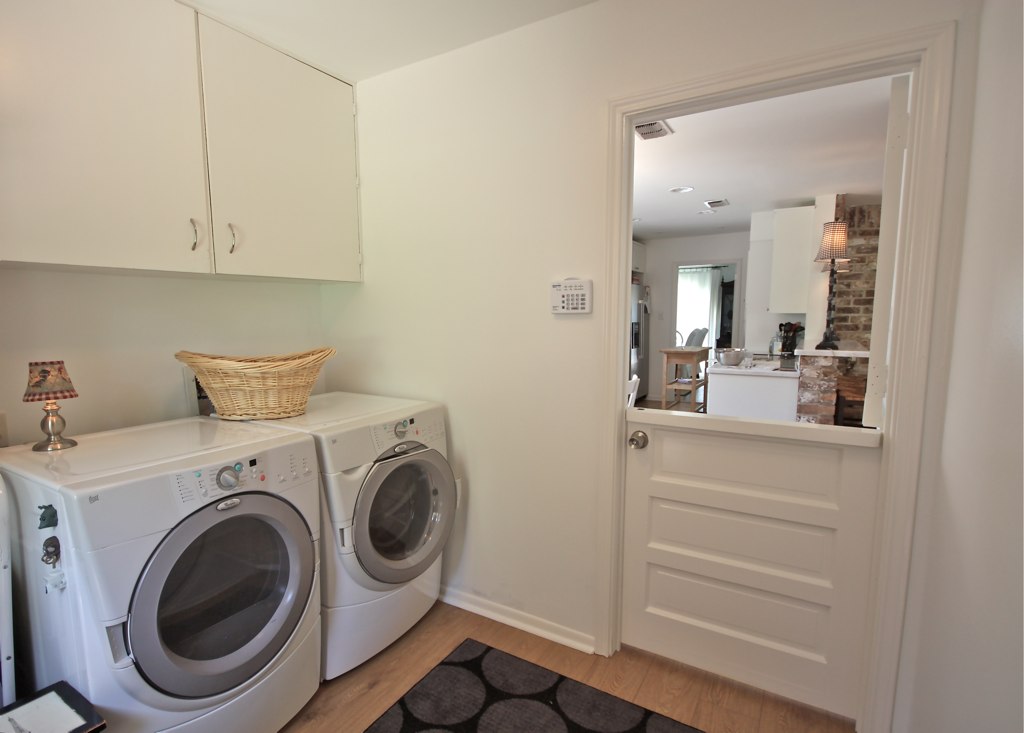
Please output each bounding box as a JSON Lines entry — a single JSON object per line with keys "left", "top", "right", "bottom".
{"left": 367, "top": 638, "right": 704, "bottom": 733}
{"left": 0, "top": 680, "right": 106, "bottom": 732}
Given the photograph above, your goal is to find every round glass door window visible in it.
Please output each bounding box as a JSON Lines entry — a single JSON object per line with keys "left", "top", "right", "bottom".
{"left": 128, "top": 493, "right": 315, "bottom": 698}
{"left": 353, "top": 447, "right": 457, "bottom": 585}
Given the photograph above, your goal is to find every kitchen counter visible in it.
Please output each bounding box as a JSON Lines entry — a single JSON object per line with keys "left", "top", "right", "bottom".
{"left": 795, "top": 348, "right": 870, "bottom": 358}
{"left": 707, "top": 361, "right": 799, "bottom": 378}
{"left": 707, "top": 360, "right": 799, "bottom": 420}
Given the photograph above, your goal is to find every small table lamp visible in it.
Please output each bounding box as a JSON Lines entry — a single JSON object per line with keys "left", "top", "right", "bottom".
{"left": 814, "top": 220, "right": 849, "bottom": 350}
{"left": 23, "top": 360, "right": 79, "bottom": 451}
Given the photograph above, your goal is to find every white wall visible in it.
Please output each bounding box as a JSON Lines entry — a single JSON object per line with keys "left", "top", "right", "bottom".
{"left": 2, "top": 0, "right": 1016, "bottom": 725}
{"left": 0, "top": 268, "right": 327, "bottom": 443}
{"left": 893, "top": 0, "right": 1023, "bottom": 729}
{"left": 641, "top": 231, "right": 748, "bottom": 389}
{"left": 322, "top": 0, "right": 998, "bottom": 670}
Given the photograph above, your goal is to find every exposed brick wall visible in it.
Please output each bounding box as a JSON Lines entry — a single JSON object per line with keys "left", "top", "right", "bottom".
{"left": 832, "top": 195, "right": 880, "bottom": 349}
{"left": 798, "top": 195, "right": 878, "bottom": 424}
{"left": 796, "top": 354, "right": 870, "bottom": 424}
{"left": 796, "top": 355, "right": 839, "bottom": 424}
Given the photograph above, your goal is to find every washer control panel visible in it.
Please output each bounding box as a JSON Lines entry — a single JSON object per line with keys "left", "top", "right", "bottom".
{"left": 370, "top": 412, "right": 446, "bottom": 454}
{"left": 171, "top": 445, "right": 315, "bottom": 506}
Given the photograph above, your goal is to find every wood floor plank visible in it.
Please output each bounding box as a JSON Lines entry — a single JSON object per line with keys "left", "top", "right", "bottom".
{"left": 530, "top": 638, "right": 602, "bottom": 682}
{"left": 701, "top": 671, "right": 766, "bottom": 719}
{"left": 280, "top": 602, "right": 856, "bottom": 733}
{"left": 757, "top": 693, "right": 854, "bottom": 733}
{"left": 629, "top": 651, "right": 710, "bottom": 724}
{"left": 693, "top": 704, "right": 763, "bottom": 733}
{"left": 581, "top": 645, "right": 653, "bottom": 701}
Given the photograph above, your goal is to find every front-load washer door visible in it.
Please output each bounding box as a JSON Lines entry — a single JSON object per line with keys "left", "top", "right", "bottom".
{"left": 127, "top": 492, "right": 315, "bottom": 699}
{"left": 352, "top": 446, "right": 456, "bottom": 585}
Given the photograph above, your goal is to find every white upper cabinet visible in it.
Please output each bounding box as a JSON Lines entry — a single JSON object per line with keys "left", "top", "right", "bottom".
{"left": 198, "top": 16, "right": 361, "bottom": 282}
{"left": 767, "top": 205, "right": 816, "bottom": 313}
{"left": 631, "top": 241, "right": 646, "bottom": 272}
{"left": 0, "top": 3, "right": 361, "bottom": 282}
{"left": 0, "top": 1, "right": 211, "bottom": 272}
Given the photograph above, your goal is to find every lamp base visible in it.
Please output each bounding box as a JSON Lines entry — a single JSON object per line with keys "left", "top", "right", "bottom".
{"left": 31, "top": 400, "right": 77, "bottom": 452}
{"left": 32, "top": 436, "right": 78, "bottom": 452}
{"left": 816, "top": 324, "right": 840, "bottom": 350}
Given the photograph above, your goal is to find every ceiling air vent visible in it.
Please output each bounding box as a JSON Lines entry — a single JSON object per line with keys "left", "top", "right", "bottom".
{"left": 634, "top": 120, "right": 674, "bottom": 140}
{"left": 703, "top": 198, "right": 730, "bottom": 209}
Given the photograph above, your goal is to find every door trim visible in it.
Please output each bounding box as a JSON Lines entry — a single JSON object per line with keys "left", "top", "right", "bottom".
{"left": 599, "top": 21, "right": 959, "bottom": 733}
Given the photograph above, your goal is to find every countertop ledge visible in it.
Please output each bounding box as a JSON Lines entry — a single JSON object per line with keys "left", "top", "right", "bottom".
{"left": 796, "top": 349, "right": 870, "bottom": 358}
{"left": 707, "top": 364, "right": 799, "bottom": 378}
{"left": 627, "top": 407, "right": 883, "bottom": 448}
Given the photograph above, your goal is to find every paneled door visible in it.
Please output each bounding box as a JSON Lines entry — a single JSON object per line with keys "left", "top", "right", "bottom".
{"left": 622, "top": 412, "right": 882, "bottom": 718}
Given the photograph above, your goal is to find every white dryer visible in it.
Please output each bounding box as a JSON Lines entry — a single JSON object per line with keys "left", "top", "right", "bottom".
{"left": 0, "top": 417, "right": 322, "bottom": 733}
{"left": 258, "top": 392, "right": 458, "bottom": 680}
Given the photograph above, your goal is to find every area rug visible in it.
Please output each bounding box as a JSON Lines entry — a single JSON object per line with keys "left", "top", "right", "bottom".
{"left": 367, "top": 638, "right": 704, "bottom": 733}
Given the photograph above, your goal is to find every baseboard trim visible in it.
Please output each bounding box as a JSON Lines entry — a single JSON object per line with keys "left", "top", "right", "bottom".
{"left": 440, "top": 585, "right": 598, "bottom": 655}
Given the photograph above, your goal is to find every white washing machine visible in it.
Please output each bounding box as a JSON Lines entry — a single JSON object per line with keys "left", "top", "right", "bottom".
{"left": 257, "top": 392, "right": 458, "bottom": 680}
{"left": 0, "top": 476, "right": 15, "bottom": 706}
{"left": 0, "top": 417, "right": 322, "bottom": 732}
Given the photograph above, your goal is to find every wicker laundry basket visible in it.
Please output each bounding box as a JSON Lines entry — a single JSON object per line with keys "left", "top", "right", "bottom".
{"left": 175, "top": 347, "right": 336, "bottom": 420}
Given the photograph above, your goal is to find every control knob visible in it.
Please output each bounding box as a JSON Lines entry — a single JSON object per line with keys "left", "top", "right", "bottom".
{"left": 394, "top": 420, "right": 409, "bottom": 438}
{"left": 216, "top": 466, "right": 241, "bottom": 490}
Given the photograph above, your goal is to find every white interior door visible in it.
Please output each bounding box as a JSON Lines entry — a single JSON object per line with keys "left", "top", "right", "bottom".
{"left": 622, "top": 412, "right": 882, "bottom": 717}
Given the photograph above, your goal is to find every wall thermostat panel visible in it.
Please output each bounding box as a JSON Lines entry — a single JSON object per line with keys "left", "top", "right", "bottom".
{"left": 551, "top": 278, "right": 592, "bottom": 314}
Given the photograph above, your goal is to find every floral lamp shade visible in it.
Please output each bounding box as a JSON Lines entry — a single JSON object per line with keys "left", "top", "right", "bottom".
{"left": 23, "top": 361, "right": 78, "bottom": 402}
{"left": 23, "top": 360, "right": 79, "bottom": 451}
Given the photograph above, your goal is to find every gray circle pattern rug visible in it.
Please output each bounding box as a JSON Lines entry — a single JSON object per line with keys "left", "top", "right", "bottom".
{"left": 367, "top": 638, "right": 704, "bottom": 733}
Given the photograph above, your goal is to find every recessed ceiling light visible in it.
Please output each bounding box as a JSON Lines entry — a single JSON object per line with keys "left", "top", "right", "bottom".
{"left": 696, "top": 209, "right": 717, "bottom": 215}
{"left": 669, "top": 186, "right": 694, "bottom": 193}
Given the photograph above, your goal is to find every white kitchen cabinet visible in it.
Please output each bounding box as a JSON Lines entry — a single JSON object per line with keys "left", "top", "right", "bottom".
{"left": 0, "top": 1, "right": 211, "bottom": 273}
{"left": 767, "top": 205, "right": 816, "bottom": 313}
{"left": 198, "top": 16, "right": 361, "bottom": 282}
{"left": 0, "top": 4, "right": 361, "bottom": 282}
{"left": 631, "top": 240, "right": 646, "bottom": 272}
{"left": 706, "top": 363, "right": 799, "bottom": 421}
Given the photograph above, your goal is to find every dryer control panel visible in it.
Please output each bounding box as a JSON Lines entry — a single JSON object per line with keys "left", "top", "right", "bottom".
{"left": 171, "top": 447, "right": 315, "bottom": 506}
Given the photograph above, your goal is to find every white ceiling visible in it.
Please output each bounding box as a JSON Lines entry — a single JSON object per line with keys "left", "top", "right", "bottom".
{"left": 631, "top": 75, "right": 896, "bottom": 241}
{"left": 180, "top": 0, "right": 598, "bottom": 82}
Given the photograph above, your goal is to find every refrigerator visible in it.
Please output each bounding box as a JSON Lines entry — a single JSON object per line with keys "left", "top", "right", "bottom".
{"left": 629, "top": 273, "right": 650, "bottom": 400}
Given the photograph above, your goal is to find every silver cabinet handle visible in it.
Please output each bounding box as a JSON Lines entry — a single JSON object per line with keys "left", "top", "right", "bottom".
{"left": 228, "top": 222, "right": 237, "bottom": 254}
{"left": 190, "top": 218, "right": 198, "bottom": 251}
{"left": 628, "top": 431, "right": 648, "bottom": 449}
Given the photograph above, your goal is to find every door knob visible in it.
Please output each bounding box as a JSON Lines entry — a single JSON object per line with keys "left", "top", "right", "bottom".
{"left": 628, "top": 430, "right": 648, "bottom": 449}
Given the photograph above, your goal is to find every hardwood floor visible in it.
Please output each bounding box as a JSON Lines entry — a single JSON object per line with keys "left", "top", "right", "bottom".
{"left": 280, "top": 602, "right": 854, "bottom": 733}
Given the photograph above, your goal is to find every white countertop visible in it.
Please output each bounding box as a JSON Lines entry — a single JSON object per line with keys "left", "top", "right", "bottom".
{"left": 796, "top": 348, "right": 870, "bottom": 358}
{"left": 707, "top": 361, "right": 799, "bottom": 379}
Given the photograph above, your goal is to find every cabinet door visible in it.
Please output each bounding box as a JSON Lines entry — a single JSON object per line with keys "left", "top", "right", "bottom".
{"left": 0, "top": 1, "right": 211, "bottom": 272}
{"left": 767, "top": 206, "right": 815, "bottom": 313}
{"left": 199, "top": 17, "right": 361, "bottom": 282}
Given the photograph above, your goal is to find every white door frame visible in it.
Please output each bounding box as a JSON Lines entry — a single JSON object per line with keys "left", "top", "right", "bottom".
{"left": 596, "top": 22, "right": 958, "bottom": 733}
